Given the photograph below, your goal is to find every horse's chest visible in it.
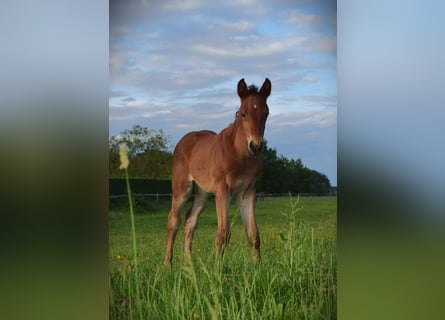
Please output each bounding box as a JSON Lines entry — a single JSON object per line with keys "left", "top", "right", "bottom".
{"left": 227, "top": 163, "right": 261, "bottom": 195}
{"left": 229, "top": 177, "right": 251, "bottom": 195}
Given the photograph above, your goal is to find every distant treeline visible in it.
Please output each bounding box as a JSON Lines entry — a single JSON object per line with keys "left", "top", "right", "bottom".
{"left": 257, "top": 142, "right": 332, "bottom": 195}
{"left": 109, "top": 125, "right": 332, "bottom": 195}
{"left": 109, "top": 178, "right": 172, "bottom": 196}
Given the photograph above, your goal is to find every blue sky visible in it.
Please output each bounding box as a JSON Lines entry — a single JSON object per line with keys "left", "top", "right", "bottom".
{"left": 110, "top": 0, "right": 337, "bottom": 185}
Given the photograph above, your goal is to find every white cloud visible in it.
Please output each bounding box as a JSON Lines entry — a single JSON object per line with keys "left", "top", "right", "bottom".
{"left": 269, "top": 108, "right": 336, "bottom": 130}
{"left": 232, "top": 0, "right": 257, "bottom": 6}
{"left": 109, "top": 0, "right": 337, "bottom": 183}
{"left": 162, "top": 0, "right": 207, "bottom": 12}
{"left": 302, "top": 95, "right": 337, "bottom": 108}
{"left": 192, "top": 36, "right": 308, "bottom": 59}
{"left": 287, "top": 10, "right": 319, "bottom": 26}
{"left": 312, "top": 36, "right": 337, "bottom": 54}
{"left": 214, "top": 20, "right": 255, "bottom": 32}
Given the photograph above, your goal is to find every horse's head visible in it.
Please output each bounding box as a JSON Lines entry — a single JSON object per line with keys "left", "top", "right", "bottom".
{"left": 237, "top": 78, "right": 271, "bottom": 156}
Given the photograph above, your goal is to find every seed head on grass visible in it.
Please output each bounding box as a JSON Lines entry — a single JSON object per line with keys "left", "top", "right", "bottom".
{"left": 119, "top": 143, "right": 129, "bottom": 170}
{"left": 118, "top": 142, "right": 142, "bottom": 318}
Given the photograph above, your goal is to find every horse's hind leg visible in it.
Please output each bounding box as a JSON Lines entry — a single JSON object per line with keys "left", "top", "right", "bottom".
{"left": 238, "top": 185, "right": 261, "bottom": 263}
{"left": 164, "top": 178, "right": 192, "bottom": 267}
{"left": 184, "top": 185, "right": 208, "bottom": 262}
{"left": 214, "top": 185, "right": 232, "bottom": 260}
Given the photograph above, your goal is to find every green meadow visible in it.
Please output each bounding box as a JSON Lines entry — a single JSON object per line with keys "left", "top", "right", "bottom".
{"left": 109, "top": 196, "right": 337, "bottom": 319}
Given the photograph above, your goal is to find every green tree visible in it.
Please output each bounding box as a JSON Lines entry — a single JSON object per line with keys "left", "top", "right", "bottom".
{"left": 109, "top": 125, "right": 170, "bottom": 156}
{"left": 108, "top": 128, "right": 331, "bottom": 193}
{"left": 257, "top": 141, "right": 331, "bottom": 195}
{"left": 109, "top": 125, "right": 172, "bottom": 178}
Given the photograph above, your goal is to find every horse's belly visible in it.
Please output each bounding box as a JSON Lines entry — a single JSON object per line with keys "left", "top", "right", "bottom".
{"left": 192, "top": 174, "right": 253, "bottom": 196}
{"left": 188, "top": 155, "right": 218, "bottom": 193}
{"left": 191, "top": 173, "right": 215, "bottom": 193}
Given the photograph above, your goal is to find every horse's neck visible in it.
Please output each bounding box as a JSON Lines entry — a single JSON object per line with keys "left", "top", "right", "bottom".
{"left": 220, "top": 119, "right": 246, "bottom": 158}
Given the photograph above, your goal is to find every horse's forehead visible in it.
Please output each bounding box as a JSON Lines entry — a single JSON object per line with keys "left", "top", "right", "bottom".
{"left": 242, "top": 95, "right": 267, "bottom": 108}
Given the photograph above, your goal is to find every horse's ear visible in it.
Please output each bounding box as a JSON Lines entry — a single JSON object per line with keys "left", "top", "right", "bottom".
{"left": 237, "top": 78, "right": 248, "bottom": 99}
{"left": 259, "top": 78, "right": 271, "bottom": 98}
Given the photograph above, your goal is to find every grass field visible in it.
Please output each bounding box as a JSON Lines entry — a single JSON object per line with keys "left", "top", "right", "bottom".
{"left": 109, "top": 195, "right": 337, "bottom": 319}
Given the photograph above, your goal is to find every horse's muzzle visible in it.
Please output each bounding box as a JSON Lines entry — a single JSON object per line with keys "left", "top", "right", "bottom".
{"left": 248, "top": 140, "right": 264, "bottom": 155}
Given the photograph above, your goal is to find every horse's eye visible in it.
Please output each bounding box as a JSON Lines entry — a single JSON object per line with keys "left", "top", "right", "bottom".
{"left": 241, "top": 112, "right": 247, "bottom": 119}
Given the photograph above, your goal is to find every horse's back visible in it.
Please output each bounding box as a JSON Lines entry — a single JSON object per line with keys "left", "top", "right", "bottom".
{"left": 172, "top": 130, "right": 216, "bottom": 172}
{"left": 174, "top": 130, "right": 216, "bottom": 154}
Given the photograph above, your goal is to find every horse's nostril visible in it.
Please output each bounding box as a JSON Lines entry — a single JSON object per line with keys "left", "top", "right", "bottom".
{"left": 249, "top": 141, "right": 263, "bottom": 154}
{"left": 248, "top": 141, "right": 254, "bottom": 153}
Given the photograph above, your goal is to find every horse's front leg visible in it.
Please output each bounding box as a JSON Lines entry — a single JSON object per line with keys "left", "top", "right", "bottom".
{"left": 238, "top": 185, "right": 261, "bottom": 263}
{"left": 214, "top": 184, "right": 231, "bottom": 259}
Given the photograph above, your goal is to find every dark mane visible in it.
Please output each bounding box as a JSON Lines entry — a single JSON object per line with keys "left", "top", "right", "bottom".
{"left": 247, "top": 84, "right": 259, "bottom": 95}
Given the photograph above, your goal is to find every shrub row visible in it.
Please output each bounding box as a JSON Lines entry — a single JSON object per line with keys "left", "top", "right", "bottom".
{"left": 109, "top": 178, "right": 172, "bottom": 196}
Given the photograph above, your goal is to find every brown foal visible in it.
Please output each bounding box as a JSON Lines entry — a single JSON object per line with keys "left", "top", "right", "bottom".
{"left": 164, "top": 78, "right": 271, "bottom": 266}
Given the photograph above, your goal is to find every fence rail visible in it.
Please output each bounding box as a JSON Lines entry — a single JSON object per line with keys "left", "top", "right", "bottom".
{"left": 109, "top": 192, "right": 337, "bottom": 200}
